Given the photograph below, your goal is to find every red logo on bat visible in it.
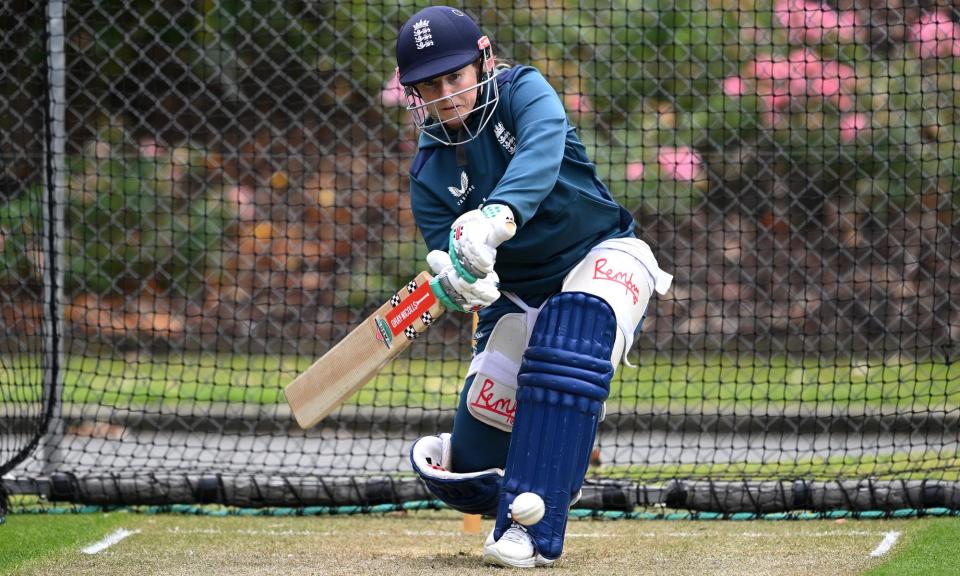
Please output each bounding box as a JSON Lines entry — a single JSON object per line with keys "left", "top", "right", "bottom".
{"left": 384, "top": 282, "right": 436, "bottom": 337}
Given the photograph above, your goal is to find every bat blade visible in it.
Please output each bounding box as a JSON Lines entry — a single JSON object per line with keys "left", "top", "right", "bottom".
{"left": 284, "top": 271, "right": 445, "bottom": 429}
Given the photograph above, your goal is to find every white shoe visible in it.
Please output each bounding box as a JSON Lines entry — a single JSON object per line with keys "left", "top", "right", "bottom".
{"left": 482, "top": 524, "right": 557, "bottom": 568}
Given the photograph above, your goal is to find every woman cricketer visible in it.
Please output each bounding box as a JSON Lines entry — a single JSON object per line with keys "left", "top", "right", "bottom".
{"left": 396, "top": 6, "right": 673, "bottom": 568}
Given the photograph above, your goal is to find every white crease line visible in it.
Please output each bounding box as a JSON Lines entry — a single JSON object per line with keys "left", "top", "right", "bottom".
{"left": 869, "top": 531, "right": 900, "bottom": 557}
{"left": 81, "top": 528, "right": 141, "bottom": 555}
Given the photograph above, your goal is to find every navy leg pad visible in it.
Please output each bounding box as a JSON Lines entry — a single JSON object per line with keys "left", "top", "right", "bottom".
{"left": 493, "top": 292, "right": 616, "bottom": 560}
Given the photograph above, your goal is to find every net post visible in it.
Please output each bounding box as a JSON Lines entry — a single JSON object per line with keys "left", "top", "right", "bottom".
{"left": 39, "top": 0, "right": 68, "bottom": 476}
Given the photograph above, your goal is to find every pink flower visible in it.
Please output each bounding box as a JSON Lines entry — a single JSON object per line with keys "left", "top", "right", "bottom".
{"left": 723, "top": 76, "right": 747, "bottom": 97}
{"left": 138, "top": 138, "right": 161, "bottom": 158}
{"left": 748, "top": 54, "right": 792, "bottom": 81}
{"left": 748, "top": 54, "right": 792, "bottom": 108}
{"left": 774, "top": 0, "right": 859, "bottom": 45}
{"left": 564, "top": 93, "right": 592, "bottom": 113}
{"left": 225, "top": 185, "right": 256, "bottom": 221}
{"left": 748, "top": 50, "right": 857, "bottom": 112}
{"left": 787, "top": 48, "right": 820, "bottom": 97}
{"left": 380, "top": 73, "right": 406, "bottom": 107}
{"left": 836, "top": 12, "right": 859, "bottom": 43}
{"left": 909, "top": 10, "right": 960, "bottom": 60}
{"left": 775, "top": 94, "right": 794, "bottom": 109}
{"left": 658, "top": 147, "right": 704, "bottom": 182}
{"left": 625, "top": 162, "right": 645, "bottom": 181}
{"left": 805, "top": 58, "right": 856, "bottom": 108}
{"left": 761, "top": 94, "right": 792, "bottom": 110}
{"left": 839, "top": 113, "right": 869, "bottom": 142}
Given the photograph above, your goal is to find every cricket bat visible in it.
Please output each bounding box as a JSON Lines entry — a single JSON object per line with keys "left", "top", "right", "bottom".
{"left": 284, "top": 271, "right": 445, "bottom": 429}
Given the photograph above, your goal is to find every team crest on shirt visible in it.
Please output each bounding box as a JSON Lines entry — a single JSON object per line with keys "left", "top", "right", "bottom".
{"left": 494, "top": 122, "right": 516, "bottom": 155}
{"left": 448, "top": 171, "right": 474, "bottom": 205}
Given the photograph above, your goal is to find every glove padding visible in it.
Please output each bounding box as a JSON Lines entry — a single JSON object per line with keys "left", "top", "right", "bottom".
{"left": 449, "top": 204, "right": 516, "bottom": 282}
{"left": 427, "top": 250, "right": 500, "bottom": 313}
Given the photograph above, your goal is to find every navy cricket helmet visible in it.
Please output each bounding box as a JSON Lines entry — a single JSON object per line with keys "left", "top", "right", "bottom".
{"left": 396, "top": 6, "right": 485, "bottom": 86}
{"left": 395, "top": 6, "right": 502, "bottom": 145}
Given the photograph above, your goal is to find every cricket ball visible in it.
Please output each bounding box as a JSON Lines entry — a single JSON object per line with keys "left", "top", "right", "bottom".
{"left": 510, "top": 492, "right": 545, "bottom": 526}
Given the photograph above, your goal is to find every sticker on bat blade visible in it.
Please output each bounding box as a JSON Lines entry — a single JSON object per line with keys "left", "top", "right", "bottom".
{"left": 384, "top": 281, "right": 436, "bottom": 337}
{"left": 374, "top": 317, "right": 394, "bottom": 349}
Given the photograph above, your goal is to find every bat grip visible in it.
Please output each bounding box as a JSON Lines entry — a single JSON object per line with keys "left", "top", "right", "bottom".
{"left": 429, "top": 275, "right": 465, "bottom": 313}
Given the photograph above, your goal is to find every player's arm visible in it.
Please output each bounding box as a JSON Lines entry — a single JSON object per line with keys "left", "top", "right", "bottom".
{"left": 444, "top": 69, "right": 563, "bottom": 280}
{"left": 413, "top": 169, "right": 516, "bottom": 284}
{"left": 483, "top": 67, "right": 568, "bottom": 227}
{"left": 410, "top": 181, "right": 504, "bottom": 313}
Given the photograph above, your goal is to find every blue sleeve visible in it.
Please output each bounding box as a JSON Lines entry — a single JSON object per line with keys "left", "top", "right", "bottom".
{"left": 486, "top": 69, "right": 567, "bottom": 227}
{"left": 410, "top": 177, "right": 455, "bottom": 252}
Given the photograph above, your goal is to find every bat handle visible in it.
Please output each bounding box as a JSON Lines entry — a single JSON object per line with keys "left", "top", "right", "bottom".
{"left": 489, "top": 219, "right": 516, "bottom": 247}
{"left": 429, "top": 274, "right": 460, "bottom": 312}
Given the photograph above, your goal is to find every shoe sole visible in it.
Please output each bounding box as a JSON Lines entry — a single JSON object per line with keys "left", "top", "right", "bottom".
{"left": 482, "top": 547, "right": 537, "bottom": 569}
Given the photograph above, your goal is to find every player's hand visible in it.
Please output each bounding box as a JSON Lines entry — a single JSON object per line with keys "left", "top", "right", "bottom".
{"left": 427, "top": 250, "right": 501, "bottom": 313}
{"left": 448, "top": 204, "right": 516, "bottom": 282}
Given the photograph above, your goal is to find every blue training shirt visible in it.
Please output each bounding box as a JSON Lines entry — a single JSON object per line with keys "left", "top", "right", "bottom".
{"left": 408, "top": 65, "right": 635, "bottom": 295}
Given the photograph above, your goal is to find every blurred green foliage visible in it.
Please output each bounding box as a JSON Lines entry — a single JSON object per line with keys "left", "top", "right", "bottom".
{"left": 62, "top": 0, "right": 960, "bottom": 214}
{"left": 0, "top": 186, "right": 43, "bottom": 287}
{"left": 0, "top": 126, "right": 233, "bottom": 298}
{"left": 4, "top": 0, "right": 959, "bottom": 298}
{"left": 482, "top": 0, "right": 958, "bottom": 212}
{"left": 64, "top": 126, "right": 233, "bottom": 297}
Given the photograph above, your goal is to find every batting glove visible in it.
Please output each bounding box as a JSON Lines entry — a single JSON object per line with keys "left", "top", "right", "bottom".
{"left": 426, "top": 250, "right": 501, "bottom": 313}
{"left": 448, "top": 204, "right": 516, "bottom": 282}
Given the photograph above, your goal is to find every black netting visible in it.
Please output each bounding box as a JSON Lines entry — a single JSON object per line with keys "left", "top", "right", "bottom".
{"left": 0, "top": 0, "right": 52, "bottom": 492}
{"left": 1, "top": 1, "right": 958, "bottom": 514}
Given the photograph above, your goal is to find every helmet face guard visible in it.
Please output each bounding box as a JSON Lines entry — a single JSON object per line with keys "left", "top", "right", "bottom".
{"left": 401, "top": 37, "right": 500, "bottom": 146}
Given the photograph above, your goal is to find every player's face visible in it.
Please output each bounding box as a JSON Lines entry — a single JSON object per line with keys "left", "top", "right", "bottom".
{"left": 414, "top": 64, "right": 480, "bottom": 130}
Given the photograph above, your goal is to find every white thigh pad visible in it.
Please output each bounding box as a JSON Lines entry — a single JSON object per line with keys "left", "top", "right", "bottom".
{"left": 561, "top": 237, "right": 672, "bottom": 367}
{"left": 465, "top": 312, "right": 532, "bottom": 432}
